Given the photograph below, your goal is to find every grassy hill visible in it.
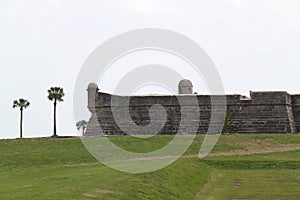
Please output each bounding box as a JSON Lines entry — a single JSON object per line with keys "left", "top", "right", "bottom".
{"left": 1, "top": 134, "right": 300, "bottom": 199}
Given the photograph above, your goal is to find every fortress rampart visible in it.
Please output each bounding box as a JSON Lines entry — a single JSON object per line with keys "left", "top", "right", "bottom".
{"left": 85, "top": 81, "right": 300, "bottom": 135}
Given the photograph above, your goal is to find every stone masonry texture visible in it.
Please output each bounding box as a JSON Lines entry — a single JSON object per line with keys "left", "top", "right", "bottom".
{"left": 85, "top": 81, "right": 300, "bottom": 136}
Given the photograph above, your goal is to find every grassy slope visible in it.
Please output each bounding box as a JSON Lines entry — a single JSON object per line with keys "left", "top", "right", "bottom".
{"left": 0, "top": 135, "right": 300, "bottom": 199}
{"left": 0, "top": 138, "right": 210, "bottom": 199}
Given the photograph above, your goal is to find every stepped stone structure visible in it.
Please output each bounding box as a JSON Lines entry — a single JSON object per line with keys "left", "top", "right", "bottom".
{"left": 85, "top": 80, "right": 300, "bottom": 136}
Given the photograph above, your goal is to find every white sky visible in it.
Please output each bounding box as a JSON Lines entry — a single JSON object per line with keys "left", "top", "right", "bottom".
{"left": 1, "top": 0, "right": 300, "bottom": 139}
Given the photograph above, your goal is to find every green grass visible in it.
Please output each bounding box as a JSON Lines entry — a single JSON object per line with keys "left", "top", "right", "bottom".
{"left": 197, "top": 169, "right": 300, "bottom": 200}
{"left": 1, "top": 134, "right": 300, "bottom": 199}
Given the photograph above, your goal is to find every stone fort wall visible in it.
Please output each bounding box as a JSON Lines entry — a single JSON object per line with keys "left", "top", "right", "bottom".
{"left": 85, "top": 82, "right": 300, "bottom": 135}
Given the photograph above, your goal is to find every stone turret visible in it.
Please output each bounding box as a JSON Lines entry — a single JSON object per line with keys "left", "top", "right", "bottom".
{"left": 87, "top": 82, "right": 99, "bottom": 112}
{"left": 85, "top": 82, "right": 102, "bottom": 136}
{"left": 178, "top": 79, "right": 193, "bottom": 94}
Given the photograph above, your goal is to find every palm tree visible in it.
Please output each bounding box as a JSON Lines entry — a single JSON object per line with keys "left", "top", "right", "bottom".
{"left": 76, "top": 120, "right": 88, "bottom": 136}
{"left": 47, "top": 87, "right": 65, "bottom": 137}
{"left": 13, "top": 98, "right": 30, "bottom": 138}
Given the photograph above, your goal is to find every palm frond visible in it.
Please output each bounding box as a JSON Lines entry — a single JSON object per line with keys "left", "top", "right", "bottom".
{"left": 13, "top": 100, "right": 19, "bottom": 108}
{"left": 47, "top": 86, "right": 65, "bottom": 102}
{"left": 76, "top": 120, "right": 88, "bottom": 130}
{"left": 13, "top": 98, "right": 30, "bottom": 109}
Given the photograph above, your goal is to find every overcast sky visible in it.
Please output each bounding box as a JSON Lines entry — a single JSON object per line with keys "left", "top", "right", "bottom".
{"left": 1, "top": 0, "right": 300, "bottom": 139}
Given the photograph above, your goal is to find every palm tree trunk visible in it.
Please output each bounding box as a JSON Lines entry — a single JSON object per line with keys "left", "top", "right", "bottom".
{"left": 20, "top": 108, "right": 23, "bottom": 138}
{"left": 53, "top": 101, "right": 57, "bottom": 136}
